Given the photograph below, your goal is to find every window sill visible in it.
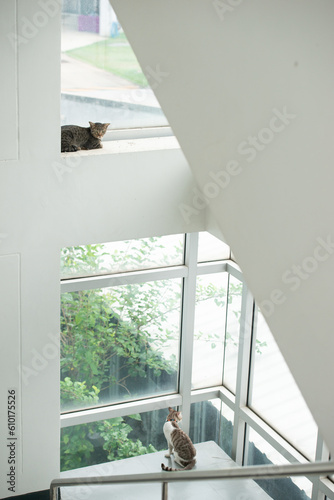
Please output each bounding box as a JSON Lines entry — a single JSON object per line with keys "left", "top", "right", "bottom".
{"left": 60, "top": 135, "right": 180, "bottom": 158}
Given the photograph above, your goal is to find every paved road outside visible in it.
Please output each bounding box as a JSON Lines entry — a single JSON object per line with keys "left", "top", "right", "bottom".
{"left": 61, "top": 28, "right": 161, "bottom": 109}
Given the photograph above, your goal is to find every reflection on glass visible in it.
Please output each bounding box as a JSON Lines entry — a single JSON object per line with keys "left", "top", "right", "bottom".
{"left": 223, "top": 275, "right": 243, "bottom": 393}
{"left": 60, "top": 279, "right": 181, "bottom": 411}
{"left": 190, "top": 400, "right": 221, "bottom": 446}
{"left": 60, "top": 408, "right": 166, "bottom": 471}
{"left": 192, "top": 274, "right": 228, "bottom": 390}
{"left": 61, "top": 234, "right": 184, "bottom": 279}
{"left": 61, "top": 2, "right": 168, "bottom": 129}
{"left": 250, "top": 309, "right": 317, "bottom": 460}
{"left": 219, "top": 401, "right": 234, "bottom": 458}
{"left": 247, "top": 427, "right": 312, "bottom": 499}
{"left": 189, "top": 399, "right": 234, "bottom": 458}
{"left": 197, "top": 231, "right": 230, "bottom": 263}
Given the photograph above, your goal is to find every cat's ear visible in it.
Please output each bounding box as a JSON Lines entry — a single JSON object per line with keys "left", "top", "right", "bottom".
{"left": 89, "top": 121, "right": 94, "bottom": 127}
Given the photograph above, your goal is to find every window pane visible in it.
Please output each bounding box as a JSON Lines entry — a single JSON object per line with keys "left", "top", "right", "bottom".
{"left": 60, "top": 408, "right": 166, "bottom": 471}
{"left": 61, "top": 234, "right": 184, "bottom": 279}
{"left": 189, "top": 399, "right": 234, "bottom": 458}
{"left": 219, "top": 402, "right": 234, "bottom": 458}
{"left": 223, "top": 275, "right": 243, "bottom": 393}
{"left": 60, "top": 279, "right": 181, "bottom": 411}
{"left": 190, "top": 399, "right": 221, "bottom": 445}
{"left": 247, "top": 427, "right": 312, "bottom": 499}
{"left": 61, "top": 4, "right": 168, "bottom": 129}
{"left": 250, "top": 309, "right": 318, "bottom": 460}
{"left": 192, "top": 273, "right": 228, "bottom": 389}
{"left": 197, "top": 231, "right": 230, "bottom": 263}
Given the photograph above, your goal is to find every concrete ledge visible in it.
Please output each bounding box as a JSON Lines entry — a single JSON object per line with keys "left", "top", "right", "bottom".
{"left": 60, "top": 136, "right": 180, "bottom": 158}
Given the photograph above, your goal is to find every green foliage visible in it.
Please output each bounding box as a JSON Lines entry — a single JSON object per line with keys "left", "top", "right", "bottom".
{"left": 61, "top": 424, "right": 95, "bottom": 471}
{"left": 98, "top": 417, "right": 156, "bottom": 461}
{"left": 60, "top": 239, "right": 181, "bottom": 471}
{"left": 194, "top": 277, "right": 243, "bottom": 349}
{"left": 61, "top": 282, "right": 179, "bottom": 403}
{"left": 60, "top": 377, "right": 100, "bottom": 411}
{"left": 65, "top": 36, "right": 148, "bottom": 87}
{"left": 60, "top": 416, "right": 156, "bottom": 472}
{"left": 59, "top": 237, "right": 266, "bottom": 471}
{"left": 256, "top": 339, "right": 268, "bottom": 354}
{"left": 61, "top": 239, "right": 183, "bottom": 408}
{"left": 196, "top": 281, "right": 226, "bottom": 308}
{"left": 61, "top": 244, "right": 108, "bottom": 278}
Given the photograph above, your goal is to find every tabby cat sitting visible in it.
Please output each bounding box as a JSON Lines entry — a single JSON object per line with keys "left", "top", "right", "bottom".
{"left": 161, "top": 407, "right": 196, "bottom": 471}
{"left": 61, "top": 121, "right": 110, "bottom": 152}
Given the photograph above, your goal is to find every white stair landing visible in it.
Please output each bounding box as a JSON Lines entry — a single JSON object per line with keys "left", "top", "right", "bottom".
{"left": 60, "top": 441, "right": 271, "bottom": 499}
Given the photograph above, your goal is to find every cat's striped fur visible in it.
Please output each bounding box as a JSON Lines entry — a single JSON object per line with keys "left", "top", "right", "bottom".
{"left": 61, "top": 121, "right": 110, "bottom": 152}
{"left": 161, "top": 407, "right": 196, "bottom": 471}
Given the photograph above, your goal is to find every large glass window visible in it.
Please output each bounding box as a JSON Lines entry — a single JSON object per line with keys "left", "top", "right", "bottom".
{"left": 247, "top": 427, "right": 312, "bottom": 499}
{"left": 250, "top": 310, "right": 318, "bottom": 460}
{"left": 189, "top": 399, "right": 234, "bottom": 459}
{"left": 61, "top": 234, "right": 184, "bottom": 279}
{"left": 61, "top": 279, "right": 182, "bottom": 411}
{"left": 223, "top": 275, "right": 243, "bottom": 393}
{"left": 192, "top": 273, "right": 243, "bottom": 393}
{"left": 61, "top": 408, "right": 166, "bottom": 471}
{"left": 190, "top": 399, "right": 222, "bottom": 447}
{"left": 61, "top": 2, "right": 168, "bottom": 130}
{"left": 192, "top": 273, "right": 228, "bottom": 390}
{"left": 197, "top": 231, "right": 230, "bottom": 263}
{"left": 59, "top": 232, "right": 333, "bottom": 500}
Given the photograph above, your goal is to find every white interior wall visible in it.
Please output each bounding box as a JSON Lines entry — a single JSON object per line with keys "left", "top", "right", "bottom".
{"left": 0, "top": 2, "right": 18, "bottom": 161}
{"left": 0, "top": 1, "right": 204, "bottom": 496}
{"left": 111, "top": 0, "right": 334, "bottom": 453}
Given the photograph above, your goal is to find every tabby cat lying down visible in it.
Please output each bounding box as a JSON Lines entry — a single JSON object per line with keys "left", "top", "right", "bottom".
{"left": 161, "top": 407, "right": 196, "bottom": 471}
{"left": 61, "top": 121, "right": 110, "bottom": 152}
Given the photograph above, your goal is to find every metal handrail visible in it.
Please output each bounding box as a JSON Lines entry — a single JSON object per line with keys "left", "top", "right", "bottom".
{"left": 50, "top": 460, "right": 334, "bottom": 500}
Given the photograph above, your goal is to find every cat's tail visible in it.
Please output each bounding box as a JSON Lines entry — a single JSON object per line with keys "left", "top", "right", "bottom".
{"left": 161, "top": 459, "right": 196, "bottom": 472}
